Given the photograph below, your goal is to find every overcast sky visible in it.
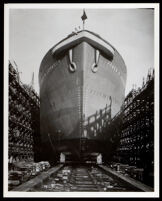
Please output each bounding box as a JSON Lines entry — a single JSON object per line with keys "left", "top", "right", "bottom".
{"left": 9, "top": 8, "right": 154, "bottom": 95}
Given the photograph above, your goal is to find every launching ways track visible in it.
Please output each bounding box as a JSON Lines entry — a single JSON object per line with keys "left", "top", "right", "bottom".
{"left": 12, "top": 164, "right": 153, "bottom": 192}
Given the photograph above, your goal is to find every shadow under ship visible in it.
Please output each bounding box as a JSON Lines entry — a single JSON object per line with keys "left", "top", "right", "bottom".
{"left": 39, "top": 30, "right": 127, "bottom": 164}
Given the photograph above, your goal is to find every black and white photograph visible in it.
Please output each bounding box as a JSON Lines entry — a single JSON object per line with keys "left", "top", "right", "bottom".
{"left": 4, "top": 3, "right": 159, "bottom": 198}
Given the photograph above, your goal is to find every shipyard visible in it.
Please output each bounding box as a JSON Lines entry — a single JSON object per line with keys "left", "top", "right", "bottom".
{"left": 5, "top": 6, "right": 159, "bottom": 197}
{"left": 8, "top": 59, "right": 154, "bottom": 192}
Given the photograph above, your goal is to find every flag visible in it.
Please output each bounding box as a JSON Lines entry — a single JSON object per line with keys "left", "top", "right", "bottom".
{"left": 81, "top": 10, "right": 87, "bottom": 21}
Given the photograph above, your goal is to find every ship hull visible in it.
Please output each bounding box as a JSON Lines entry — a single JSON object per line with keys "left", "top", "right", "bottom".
{"left": 39, "top": 31, "right": 127, "bottom": 162}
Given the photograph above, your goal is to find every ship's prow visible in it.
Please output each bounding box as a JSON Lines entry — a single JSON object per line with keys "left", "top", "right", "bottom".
{"left": 51, "top": 30, "right": 115, "bottom": 60}
{"left": 39, "top": 26, "right": 127, "bottom": 163}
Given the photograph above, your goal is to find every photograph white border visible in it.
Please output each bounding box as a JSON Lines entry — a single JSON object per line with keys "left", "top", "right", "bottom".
{"left": 4, "top": 3, "right": 160, "bottom": 198}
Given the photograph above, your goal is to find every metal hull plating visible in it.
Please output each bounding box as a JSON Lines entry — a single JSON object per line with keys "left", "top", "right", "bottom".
{"left": 39, "top": 31, "right": 127, "bottom": 162}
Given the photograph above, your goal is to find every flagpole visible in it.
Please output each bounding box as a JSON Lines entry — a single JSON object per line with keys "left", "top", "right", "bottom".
{"left": 83, "top": 20, "right": 85, "bottom": 30}
{"left": 81, "top": 9, "right": 87, "bottom": 31}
